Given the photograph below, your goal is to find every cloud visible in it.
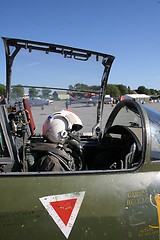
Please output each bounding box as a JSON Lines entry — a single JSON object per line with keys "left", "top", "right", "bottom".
{"left": 26, "top": 62, "right": 40, "bottom": 67}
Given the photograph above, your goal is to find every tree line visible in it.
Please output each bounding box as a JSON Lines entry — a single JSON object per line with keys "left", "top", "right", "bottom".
{"left": 0, "top": 84, "right": 52, "bottom": 99}
{"left": 0, "top": 83, "right": 160, "bottom": 99}
{"left": 71, "top": 83, "right": 160, "bottom": 97}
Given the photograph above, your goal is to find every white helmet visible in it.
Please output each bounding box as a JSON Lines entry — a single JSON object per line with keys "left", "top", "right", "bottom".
{"left": 43, "top": 109, "right": 83, "bottom": 143}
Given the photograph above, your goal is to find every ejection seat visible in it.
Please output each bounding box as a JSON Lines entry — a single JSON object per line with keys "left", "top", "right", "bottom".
{"left": 22, "top": 98, "right": 36, "bottom": 136}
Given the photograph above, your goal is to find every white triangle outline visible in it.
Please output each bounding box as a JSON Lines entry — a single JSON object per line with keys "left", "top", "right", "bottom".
{"left": 39, "top": 191, "right": 85, "bottom": 239}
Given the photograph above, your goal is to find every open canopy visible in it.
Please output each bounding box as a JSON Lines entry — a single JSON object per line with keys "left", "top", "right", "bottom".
{"left": 2, "top": 37, "right": 115, "bottom": 132}
{"left": 2, "top": 37, "right": 115, "bottom": 101}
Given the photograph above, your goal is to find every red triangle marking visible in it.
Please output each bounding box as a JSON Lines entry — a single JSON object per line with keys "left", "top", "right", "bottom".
{"left": 50, "top": 198, "right": 77, "bottom": 225}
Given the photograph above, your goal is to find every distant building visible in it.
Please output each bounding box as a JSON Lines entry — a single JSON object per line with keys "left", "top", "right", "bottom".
{"left": 150, "top": 95, "right": 160, "bottom": 102}
{"left": 23, "top": 93, "right": 29, "bottom": 99}
{"left": 124, "top": 94, "right": 150, "bottom": 103}
{"left": 56, "top": 91, "right": 69, "bottom": 100}
{"left": 52, "top": 91, "right": 59, "bottom": 101}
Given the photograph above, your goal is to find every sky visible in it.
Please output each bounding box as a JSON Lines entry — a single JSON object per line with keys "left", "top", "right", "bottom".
{"left": 0, "top": 0, "right": 160, "bottom": 90}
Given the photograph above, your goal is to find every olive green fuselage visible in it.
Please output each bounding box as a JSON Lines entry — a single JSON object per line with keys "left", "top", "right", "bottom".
{"left": 0, "top": 172, "right": 160, "bottom": 240}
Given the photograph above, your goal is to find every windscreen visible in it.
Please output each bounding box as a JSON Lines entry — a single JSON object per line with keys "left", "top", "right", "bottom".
{"left": 10, "top": 47, "right": 105, "bottom": 134}
{"left": 144, "top": 106, "right": 160, "bottom": 161}
{"left": 111, "top": 104, "right": 143, "bottom": 144}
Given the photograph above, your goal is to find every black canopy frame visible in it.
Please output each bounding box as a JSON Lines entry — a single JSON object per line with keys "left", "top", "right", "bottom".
{"left": 2, "top": 37, "right": 115, "bottom": 134}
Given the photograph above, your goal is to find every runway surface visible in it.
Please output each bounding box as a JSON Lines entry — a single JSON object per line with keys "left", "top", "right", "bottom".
{"left": 31, "top": 101, "right": 160, "bottom": 135}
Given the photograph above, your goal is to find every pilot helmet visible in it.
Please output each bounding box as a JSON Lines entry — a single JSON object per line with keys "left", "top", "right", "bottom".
{"left": 42, "top": 109, "right": 83, "bottom": 143}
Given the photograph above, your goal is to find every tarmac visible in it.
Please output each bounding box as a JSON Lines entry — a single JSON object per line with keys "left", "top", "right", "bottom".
{"left": 31, "top": 101, "right": 160, "bottom": 135}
